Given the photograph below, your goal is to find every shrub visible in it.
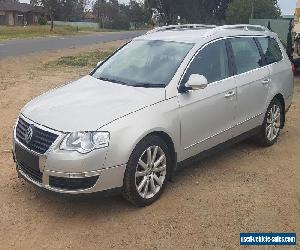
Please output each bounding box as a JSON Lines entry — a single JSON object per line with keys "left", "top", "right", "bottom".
{"left": 38, "top": 16, "right": 47, "bottom": 25}
{"left": 111, "top": 14, "right": 130, "bottom": 30}
{"left": 46, "top": 49, "right": 113, "bottom": 67}
{"left": 98, "top": 14, "right": 130, "bottom": 30}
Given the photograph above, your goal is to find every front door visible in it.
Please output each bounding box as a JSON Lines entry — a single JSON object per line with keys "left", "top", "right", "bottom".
{"left": 178, "top": 39, "right": 237, "bottom": 160}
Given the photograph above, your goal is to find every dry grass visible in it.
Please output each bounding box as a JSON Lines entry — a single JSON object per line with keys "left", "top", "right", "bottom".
{"left": 0, "top": 25, "right": 123, "bottom": 41}
{"left": 45, "top": 49, "right": 114, "bottom": 68}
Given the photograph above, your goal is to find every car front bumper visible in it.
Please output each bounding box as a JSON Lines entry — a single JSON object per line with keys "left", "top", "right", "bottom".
{"left": 12, "top": 119, "right": 126, "bottom": 194}
{"left": 15, "top": 157, "right": 126, "bottom": 194}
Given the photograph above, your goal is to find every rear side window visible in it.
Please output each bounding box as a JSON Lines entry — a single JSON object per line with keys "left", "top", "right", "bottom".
{"left": 257, "top": 37, "right": 283, "bottom": 64}
{"left": 182, "top": 40, "right": 229, "bottom": 84}
{"left": 230, "top": 37, "right": 263, "bottom": 74}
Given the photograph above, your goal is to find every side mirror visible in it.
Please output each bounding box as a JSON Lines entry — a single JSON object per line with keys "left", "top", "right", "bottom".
{"left": 96, "top": 60, "right": 103, "bottom": 67}
{"left": 185, "top": 74, "right": 208, "bottom": 90}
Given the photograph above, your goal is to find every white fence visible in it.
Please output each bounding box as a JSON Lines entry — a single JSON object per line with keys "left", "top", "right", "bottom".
{"left": 48, "top": 21, "right": 99, "bottom": 29}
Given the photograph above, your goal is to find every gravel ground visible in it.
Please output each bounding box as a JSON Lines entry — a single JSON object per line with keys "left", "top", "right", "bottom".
{"left": 0, "top": 43, "right": 299, "bottom": 249}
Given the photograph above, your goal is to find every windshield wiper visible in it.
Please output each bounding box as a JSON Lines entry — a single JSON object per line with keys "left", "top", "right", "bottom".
{"left": 98, "top": 77, "right": 165, "bottom": 88}
{"left": 98, "top": 76, "right": 111, "bottom": 82}
{"left": 129, "top": 83, "right": 165, "bottom": 88}
{"left": 98, "top": 77, "right": 127, "bottom": 85}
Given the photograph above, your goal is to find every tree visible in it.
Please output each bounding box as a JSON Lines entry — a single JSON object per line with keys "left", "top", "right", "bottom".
{"left": 145, "top": 0, "right": 232, "bottom": 25}
{"left": 93, "top": 0, "right": 108, "bottom": 28}
{"left": 226, "top": 0, "right": 281, "bottom": 24}
{"left": 204, "top": 0, "right": 231, "bottom": 24}
{"left": 54, "top": 0, "right": 88, "bottom": 21}
{"left": 145, "top": 0, "right": 187, "bottom": 24}
{"left": 31, "top": 0, "right": 58, "bottom": 30}
{"left": 286, "top": 19, "right": 294, "bottom": 60}
{"left": 127, "top": 0, "right": 147, "bottom": 28}
{"left": 41, "top": 0, "right": 60, "bottom": 31}
{"left": 32, "top": 0, "right": 87, "bottom": 27}
{"left": 31, "top": 0, "right": 61, "bottom": 30}
{"left": 93, "top": 0, "right": 130, "bottom": 29}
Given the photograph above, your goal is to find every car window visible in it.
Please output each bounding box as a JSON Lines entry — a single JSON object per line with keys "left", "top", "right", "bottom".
{"left": 182, "top": 40, "right": 229, "bottom": 84}
{"left": 230, "top": 37, "right": 263, "bottom": 74}
{"left": 257, "top": 37, "right": 283, "bottom": 65}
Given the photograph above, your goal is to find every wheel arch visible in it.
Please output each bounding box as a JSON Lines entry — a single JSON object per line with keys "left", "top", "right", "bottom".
{"left": 131, "top": 130, "right": 177, "bottom": 180}
{"left": 148, "top": 131, "right": 176, "bottom": 163}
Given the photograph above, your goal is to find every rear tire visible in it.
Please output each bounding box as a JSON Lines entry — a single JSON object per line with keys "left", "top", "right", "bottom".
{"left": 255, "top": 98, "right": 283, "bottom": 147}
{"left": 122, "top": 135, "right": 171, "bottom": 207}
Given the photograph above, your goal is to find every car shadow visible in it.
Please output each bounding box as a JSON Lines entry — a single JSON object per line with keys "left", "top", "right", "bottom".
{"left": 18, "top": 138, "right": 260, "bottom": 216}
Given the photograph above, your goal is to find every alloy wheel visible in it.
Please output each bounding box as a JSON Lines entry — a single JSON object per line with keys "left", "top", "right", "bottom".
{"left": 135, "top": 145, "right": 167, "bottom": 199}
{"left": 266, "top": 104, "right": 281, "bottom": 142}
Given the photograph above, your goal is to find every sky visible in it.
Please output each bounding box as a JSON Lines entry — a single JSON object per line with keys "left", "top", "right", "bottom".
{"left": 278, "top": 0, "right": 296, "bottom": 15}
{"left": 19, "top": 0, "right": 297, "bottom": 15}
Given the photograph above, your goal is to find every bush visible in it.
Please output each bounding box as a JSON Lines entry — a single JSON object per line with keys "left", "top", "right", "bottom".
{"left": 38, "top": 17, "right": 47, "bottom": 25}
{"left": 111, "top": 14, "right": 130, "bottom": 30}
{"left": 46, "top": 49, "right": 113, "bottom": 67}
{"left": 98, "top": 14, "right": 130, "bottom": 30}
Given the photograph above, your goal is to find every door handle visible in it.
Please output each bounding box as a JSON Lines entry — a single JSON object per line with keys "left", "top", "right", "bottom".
{"left": 225, "top": 91, "right": 236, "bottom": 98}
{"left": 262, "top": 79, "right": 271, "bottom": 85}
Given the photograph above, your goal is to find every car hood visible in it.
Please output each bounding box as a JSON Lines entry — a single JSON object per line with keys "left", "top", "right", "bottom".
{"left": 21, "top": 75, "right": 165, "bottom": 132}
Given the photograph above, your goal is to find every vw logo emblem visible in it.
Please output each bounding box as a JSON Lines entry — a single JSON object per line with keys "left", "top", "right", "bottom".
{"left": 24, "top": 125, "right": 34, "bottom": 144}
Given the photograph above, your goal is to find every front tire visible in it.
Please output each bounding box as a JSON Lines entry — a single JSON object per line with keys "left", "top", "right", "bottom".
{"left": 122, "top": 135, "right": 171, "bottom": 207}
{"left": 256, "top": 98, "right": 283, "bottom": 147}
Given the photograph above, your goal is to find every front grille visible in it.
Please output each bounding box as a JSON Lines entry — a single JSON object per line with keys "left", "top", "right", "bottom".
{"left": 16, "top": 117, "right": 59, "bottom": 154}
{"left": 49, "top": 176, "right": 99, "bottom": 191}
{"left": 15, "top": 144, "right": 42, "bottom": 183}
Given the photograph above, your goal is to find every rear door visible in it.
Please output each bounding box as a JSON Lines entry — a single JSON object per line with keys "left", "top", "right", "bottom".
{"left": 229, "top": 37, "right": 270, "bottom": 136}
{"left": 256, "top": 36, "right": 293, "bottom": 104}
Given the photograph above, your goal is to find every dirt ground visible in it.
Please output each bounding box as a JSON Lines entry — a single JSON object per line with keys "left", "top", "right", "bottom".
{"left": 0, "top": 41, "right": 299, "bottom": 250}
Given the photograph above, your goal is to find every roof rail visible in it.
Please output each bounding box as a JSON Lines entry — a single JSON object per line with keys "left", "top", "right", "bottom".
{"left": 146, "top": 24, "right": 217, "bottom": 34}
{"left": 145, "top": 24, "right": 269, "bottom": 36}
{"left": 221, "top": 24, "right": 269, "bottom": 32}
{"left": 203, "top": 24, "right": 269, "bottom": 37}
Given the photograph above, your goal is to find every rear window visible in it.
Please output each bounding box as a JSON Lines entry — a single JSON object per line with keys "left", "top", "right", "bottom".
{"left": 257, "top": 37, "right": 283, "bottom": 65}
{"left": 230, "top": 37, "right": 263, "bottom": 74}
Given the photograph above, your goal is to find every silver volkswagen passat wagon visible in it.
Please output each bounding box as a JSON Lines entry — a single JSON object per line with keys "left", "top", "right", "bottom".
{"left": 13, "top": 24, "right": 294, "bottom": 206}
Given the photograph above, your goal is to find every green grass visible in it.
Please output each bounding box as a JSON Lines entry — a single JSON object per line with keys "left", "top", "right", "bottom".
{"left": 45, "top": 49, "right": 114, "bottom": 68}
{"left": 0, "top": 25, "right": 126, "bottom": 41}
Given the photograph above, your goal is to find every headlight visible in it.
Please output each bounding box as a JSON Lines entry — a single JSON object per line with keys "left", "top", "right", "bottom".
{"left": 60, "top": 131, "right": 110, "bottom": 154}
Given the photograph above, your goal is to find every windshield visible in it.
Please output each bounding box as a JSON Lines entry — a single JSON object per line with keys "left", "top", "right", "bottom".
{"left": 91, "top": 40, "right": 194, "bottom": 87}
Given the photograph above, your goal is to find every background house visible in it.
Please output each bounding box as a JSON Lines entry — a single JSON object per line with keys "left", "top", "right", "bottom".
{"left": 0, "top": 0, "right": 44, "bottom": 25}
{"left": 84, "top": 11, "right": 97, "bottom": 22}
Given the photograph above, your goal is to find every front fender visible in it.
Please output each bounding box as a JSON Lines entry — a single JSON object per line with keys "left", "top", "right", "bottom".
{"left": 101, "top": 97, "right": 180, "bottom": 168}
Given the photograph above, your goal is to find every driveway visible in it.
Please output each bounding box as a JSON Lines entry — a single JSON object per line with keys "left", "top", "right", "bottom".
{"left": 0, "top": 31, "right": 144, "bottom": 58}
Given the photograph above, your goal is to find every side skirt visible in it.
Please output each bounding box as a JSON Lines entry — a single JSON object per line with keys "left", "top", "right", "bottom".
{"left": 176, "top": 126, "right": 261, "bottom": 171}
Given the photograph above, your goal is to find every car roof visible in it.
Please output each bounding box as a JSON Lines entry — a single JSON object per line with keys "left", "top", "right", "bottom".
{"left": 135, "top": 24, "right": 276, "bottom": 44}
